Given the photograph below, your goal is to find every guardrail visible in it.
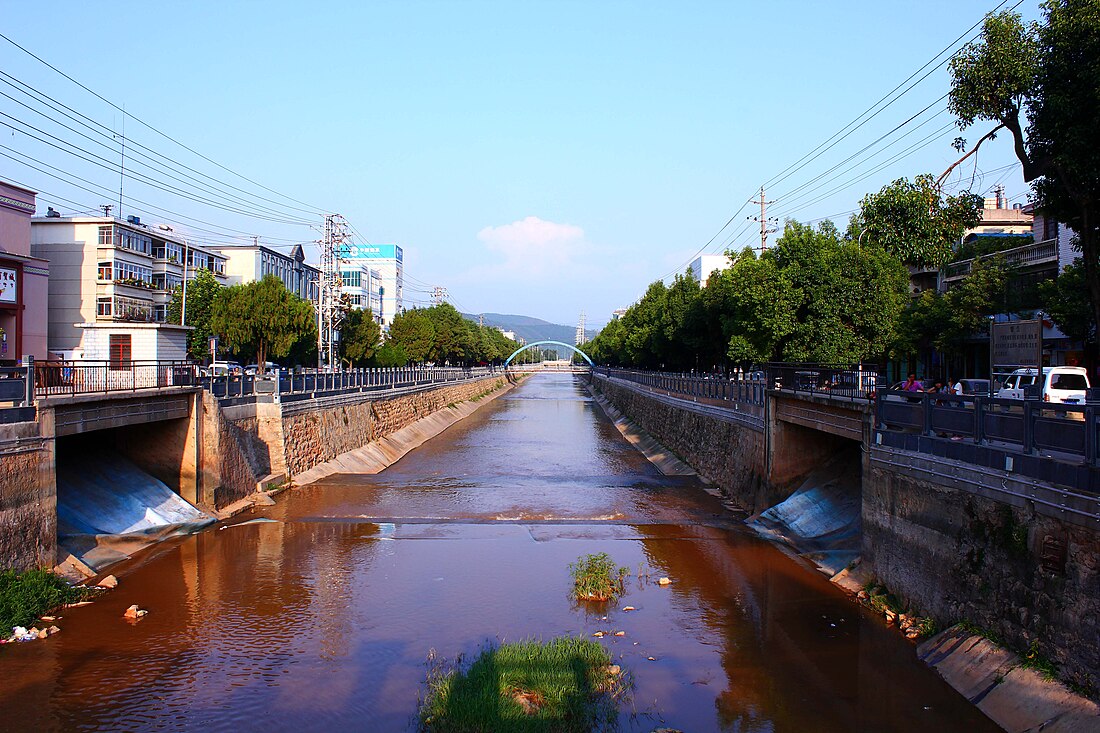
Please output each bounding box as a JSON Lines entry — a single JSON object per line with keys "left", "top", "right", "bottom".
{"left": 34, "top": 360, "right": 196, "bottom": 397}
{"left": 200, "top": 365, "right": 502, "bottom": 401}
{"left": 763, "top": 362, "right": 880, "bottom": 400}
{"left": 594, "top": 366, "right": 766, "bottom": 413}
{"left": 876, "top": 390, "right": 1098, "bottom": 467}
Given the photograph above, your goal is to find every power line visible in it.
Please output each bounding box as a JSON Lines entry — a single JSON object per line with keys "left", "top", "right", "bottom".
{"left": 0, "top": 30, "right": 325, "bottom": 215}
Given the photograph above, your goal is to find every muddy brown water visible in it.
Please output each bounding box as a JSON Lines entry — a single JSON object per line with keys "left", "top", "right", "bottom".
{"left": 0, "top": 374, "right": 999, "bottom": 732}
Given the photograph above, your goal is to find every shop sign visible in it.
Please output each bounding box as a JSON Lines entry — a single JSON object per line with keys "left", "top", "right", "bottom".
{"left": 0, "top": 268, "right": 16, "bottom": 303}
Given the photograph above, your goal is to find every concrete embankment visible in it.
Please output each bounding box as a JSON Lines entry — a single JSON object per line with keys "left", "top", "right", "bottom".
{"left": 587, "top": 371, "right": 1100, "bottom": 726}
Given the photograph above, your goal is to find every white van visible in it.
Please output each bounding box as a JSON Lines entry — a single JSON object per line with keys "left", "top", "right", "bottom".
{"left": 996, "top": 366, "right": 1090, "bottom": 403}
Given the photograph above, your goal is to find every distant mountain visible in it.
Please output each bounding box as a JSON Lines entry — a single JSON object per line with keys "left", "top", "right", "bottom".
{"left": 462, "top": 312, "right": 596, "bottom": 346}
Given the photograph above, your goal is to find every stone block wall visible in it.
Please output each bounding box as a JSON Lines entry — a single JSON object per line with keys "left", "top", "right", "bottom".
{"left": 0, "top": 417, "right": 55, "bottom": 570}
{"left": 200, "top": 393, "right": 275, "bottom": 510}
{"left": 864, "top": 457, "right": 1100, "bottom": 692}
{"left": 282, "top": 377, "right": 505, "bottom": 478}
{"left": 590, "top": 375, "right": 769, "bottom": 512}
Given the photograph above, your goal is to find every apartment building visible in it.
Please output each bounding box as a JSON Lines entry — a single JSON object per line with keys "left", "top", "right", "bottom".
{"left": 206, "top": 242, "right": 320, "bottom": 304}
{"left": 0, "top": 180, "right": 49, "bottom": 364}
{"left": 31, "top": 215, "right": 227, "bottom": 358}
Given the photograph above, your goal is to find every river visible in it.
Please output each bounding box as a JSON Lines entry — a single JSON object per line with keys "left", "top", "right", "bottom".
{"left": 0, "top": 373, "right": 998, "bottom": 732}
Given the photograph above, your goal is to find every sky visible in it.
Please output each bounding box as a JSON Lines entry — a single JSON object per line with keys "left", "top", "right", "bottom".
{"left": 0, "top": 0, "right": 1040, "bottom": 328}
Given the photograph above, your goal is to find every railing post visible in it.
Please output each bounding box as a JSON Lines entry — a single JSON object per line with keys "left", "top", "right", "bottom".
{"left": 1023, "top": 400, "right": 1035, "bottom": 454}
{"left": 24, "top": 358, "right": 34, "bottom": 406}
{"left": 974, "top": 397, "right": 985, "bottom": 444}
{"left": 922, "top": 393, "right": 933, "bottom": 436}
{"left": 1086, "top": 404, "right": 1098, "bottom": 466}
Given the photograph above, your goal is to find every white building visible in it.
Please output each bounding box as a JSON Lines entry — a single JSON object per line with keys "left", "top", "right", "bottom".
{"left": 688, "top": 254, "right": 732, "bottom": 285}
{"left": 339, "top": 264, "right": 383, "bottom": 323}
{"left": 205, "top": 242, "right": 319, "bottom": 304}
{"left": 344, "top": 244, "right": 403, "bottom": 328}
{"left": 31, "top": 215, "right": 227, "bottom": 358}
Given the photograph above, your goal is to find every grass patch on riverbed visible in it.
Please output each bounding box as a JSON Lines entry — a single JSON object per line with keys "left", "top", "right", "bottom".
{"left": 0, "top": 570, "right": 95, "bottom": 632}
{"left": 419, "top": 637, "right": 625, "bottom": 732}
{"left": 569, "top": 553, "right": 629, "bottom": 603}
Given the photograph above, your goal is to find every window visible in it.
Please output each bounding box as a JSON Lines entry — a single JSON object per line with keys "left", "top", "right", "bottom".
{"left": 98, "top": 261, "right": 113, "bottom": 281}
{"left": 154, "top": 304, "right": 167, "bottom": 322}
{"left": 98, "top": 225, "right": 113, "bottom": 246}
{"left": 1051, "top": 373, "right": 1087, "bottom": 390}
{"left": 112, "top": 261, "right": 153, "bottom": 285}
{"left": 341, "top": 270, "right": 362, "bottom": 288}
{"left": 96, "top": 297, "right": 112, "bottom": 317}
{"left": 109, "top": 334, "right": 132, "bottom": 370}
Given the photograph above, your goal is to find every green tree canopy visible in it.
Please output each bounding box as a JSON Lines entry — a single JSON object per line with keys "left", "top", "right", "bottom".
{"left": 167, "top": 268, "right": 221, "bottom": 360}
{"left": 948, "top": 1, "right": 1100, "bottom": 360}
{"left": 210, "top": 275, "right": 316, "bottom": 367}
{"left": 339, "top": 308, "right": 382, "bottom": 367}
{"left": 850, "top": 175, "right": 982, "bottom": 269}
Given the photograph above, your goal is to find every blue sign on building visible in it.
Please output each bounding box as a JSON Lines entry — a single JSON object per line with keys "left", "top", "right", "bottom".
{"left": 345, "top": 243, "right": 401, "bottom": 261}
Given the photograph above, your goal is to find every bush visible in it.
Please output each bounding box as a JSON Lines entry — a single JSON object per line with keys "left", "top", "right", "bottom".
{"left": 419, "top": 637, "right": 625, "bottom": 732}
{"left": 569, "top": 553, "right": 629, "bottom": 603}
{"left": 0, "top": 570, "right": 95, "bottom": 632}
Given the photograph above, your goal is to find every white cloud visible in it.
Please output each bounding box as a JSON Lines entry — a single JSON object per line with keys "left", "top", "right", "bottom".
{"left": 476, "top": 216, "right": 585, "bottom": 274}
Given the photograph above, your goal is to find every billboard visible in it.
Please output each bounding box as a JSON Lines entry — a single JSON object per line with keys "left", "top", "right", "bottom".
{"left": 345, "top": 243, "right": 401, "bottom": 261}
{"left": 992, "top": 319, "right": 1042, "bottom": 369}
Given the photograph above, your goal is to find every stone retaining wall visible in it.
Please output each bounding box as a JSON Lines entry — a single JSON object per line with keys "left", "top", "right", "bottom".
{"left": 589, "top": 374, "right": 770, "bottom": 512}
{"left": 865, "top": 449, "right": 1100, "bottom": 694}
{"left": 0, "top": 417, "right": 55, "bottom": 571}
{"left": 282, "top": 376, "right": 506, "bottom": 478}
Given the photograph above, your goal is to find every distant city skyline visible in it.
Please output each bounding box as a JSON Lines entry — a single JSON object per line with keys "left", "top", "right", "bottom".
{"left": 0, "top": 1, "right": 1038, "bottom": 328}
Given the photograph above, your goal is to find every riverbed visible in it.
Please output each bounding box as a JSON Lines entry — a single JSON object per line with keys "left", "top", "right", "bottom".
{"left": 0, "top": 373, "right": 999, "bottom": 732}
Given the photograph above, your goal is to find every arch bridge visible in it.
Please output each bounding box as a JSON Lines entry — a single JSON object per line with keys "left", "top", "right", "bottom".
{"left": 504, "top": 340, "right": 594, "bottom": 368}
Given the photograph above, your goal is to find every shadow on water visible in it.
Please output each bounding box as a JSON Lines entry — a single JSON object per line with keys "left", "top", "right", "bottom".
{"left": 0, "top": 373, "right": 1000, "bottom": 732}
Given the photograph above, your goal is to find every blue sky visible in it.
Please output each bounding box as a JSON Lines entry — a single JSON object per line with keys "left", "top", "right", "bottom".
{"left": 1, "top": 1, "right": 1038, "bottom": 327}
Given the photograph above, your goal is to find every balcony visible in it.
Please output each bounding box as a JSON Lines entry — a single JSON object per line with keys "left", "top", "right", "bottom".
{"left": 943, "top": 238, "right": 1059, "bottom": 283}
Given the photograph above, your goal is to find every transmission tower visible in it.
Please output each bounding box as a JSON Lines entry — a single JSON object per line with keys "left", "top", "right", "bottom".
{"left": 319, "top": 214, "right": 350, "bottom": 370}
{"left": 431, "top": 286, "right": 449, "bottom": 305}
{"left": 748, "top": 185, "right": 779, "bottom": 252}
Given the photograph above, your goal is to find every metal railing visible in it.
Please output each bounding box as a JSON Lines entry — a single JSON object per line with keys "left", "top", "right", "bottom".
{"left": 764, "top": 362, "right": 881, "bottom": 400}
{"left": 594, "top": 366, "right": 766, "bottom": 414}
{"left": 34, "top": 360, "right": 196, "bottom": 397}
{"left": 943, "top": 238, "right": 1059, "bottom": 282}
{"left": 876, "top": 390, "right": 1099, "bottom": 467}
{"left": 200, "top": 365, "right": 503, "bottom": 402}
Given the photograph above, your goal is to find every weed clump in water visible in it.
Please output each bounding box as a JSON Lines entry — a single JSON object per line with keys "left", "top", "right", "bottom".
{"left": 419, "top": 637, "right": 626, "bottom": 732}
{"left": 569, "top": 553, "right": 629, "bottom": 603}
{"left": 0, "top": 569, "right": 96, "bottom": 632}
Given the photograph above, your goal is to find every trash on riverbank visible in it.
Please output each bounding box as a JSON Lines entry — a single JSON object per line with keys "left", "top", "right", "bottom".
{"left": 97, "top": 575, "right": 118, "bottom": 589}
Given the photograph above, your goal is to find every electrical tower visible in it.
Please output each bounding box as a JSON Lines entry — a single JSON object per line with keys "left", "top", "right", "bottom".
{"left": 575, "top": 312, "right": 587, "bottom": 346}
{"left": 319, "top": 214, "right": 350, "bottom": 371}
{"left": 748, "top": 185, "right": 779, "bottom": 252}
{"left": 431, "top": 286, "right": 449, "bottom": 305}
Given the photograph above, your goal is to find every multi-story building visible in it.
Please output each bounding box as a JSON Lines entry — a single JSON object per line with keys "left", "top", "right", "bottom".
{"left": 0, "top": 180, "right": 49, "bottom": 364}
{"left": 339, "top": 263, "right": 383, "bottom": 323}
{"left": 344, "top": 244, "right": 402, "bottom": 328}
{"left": 688, "top": 254, "right": 732, "bottom": 285}
{"left": 31, "top": 214, "right": 227, "bottom": 359}
{"left": 205, "top": 242, "right": 319, "bottom": 304}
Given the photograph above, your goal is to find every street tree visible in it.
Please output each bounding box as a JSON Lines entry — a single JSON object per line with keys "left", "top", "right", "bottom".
{"left": 210, "top": 275, "right": 316, "bottom": 368}
{"left": 948, "top": 2, "right": 1100, "bottom": 359}
{"left": 166, "top": 268, "right": 221, "bottom": 359}
{"left": 339, "top": 308, "right": 382, "bottom": 367}
{"left": 849, "top": 175, "right": 983, "bottom": 269}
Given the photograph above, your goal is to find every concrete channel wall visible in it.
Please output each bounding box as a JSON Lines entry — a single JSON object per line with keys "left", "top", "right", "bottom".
{"left": 208, "top": 375, "right": 509, "bottom": 509}
{"left": 591, "top": 371, "right": 1100, "bottom": 694}
{"left": 0, "top": 417, "right": 55, "bottom": 571}
{"left": 588, "top": 373, "right": 771, "bottom": 512}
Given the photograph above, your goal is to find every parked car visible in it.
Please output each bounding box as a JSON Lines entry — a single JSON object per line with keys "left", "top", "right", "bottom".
{"left": 953, "top": 378, "right": 990, "bottom": 396}
{"left": 996, "top": 367, "right": 1090, "bottom": 403}
{"left": 244, "top": 362, "right": 278, "bottom": 376}
{"left": 208, "top": 361, "right": 242, "bottom": 377}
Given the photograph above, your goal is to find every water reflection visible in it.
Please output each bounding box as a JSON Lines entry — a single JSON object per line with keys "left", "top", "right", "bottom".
{"left": 0, "top": 374, "right": 997, "bottom": 732}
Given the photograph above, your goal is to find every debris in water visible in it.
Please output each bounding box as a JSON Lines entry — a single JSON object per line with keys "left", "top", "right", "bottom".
{"left": 592, "top": 631, "right": 605, "bottom": 637}
{"left": 97, "top": 575, "right": 118, "bottom": 589}
{"left": 614, "top": 631, "right": 626, "bottom": 637}
{"left": 622, "top": 606, "right": 635, "bottom": 612}
{"left": 657, "top": 577, "right": 672, "bottom": 586}
{"left": 123, "top": 605, "right": 148, "bottom": 619}
{"left": 647, "top": 656, "right": 657, "bottom": 661}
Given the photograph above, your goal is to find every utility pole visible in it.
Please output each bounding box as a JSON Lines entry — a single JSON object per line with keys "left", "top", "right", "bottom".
{"left": 319, "top": 214, "right": 349, "bottom": 371}
{"left": 100, "top": 204, "right": 113, "bottom": 217}
{"left": 748, "top": 185, "right": 778, "bottom": 253}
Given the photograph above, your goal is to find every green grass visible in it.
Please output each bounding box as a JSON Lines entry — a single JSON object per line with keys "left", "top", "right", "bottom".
{"left": 569, "top": 553, "right": 628, "bottom": 603}
{"left": 0, "top": 569, "right": 97, "bottom": 632}
{"left": 419, "top": 637, "right": 625, "bottom": 732}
